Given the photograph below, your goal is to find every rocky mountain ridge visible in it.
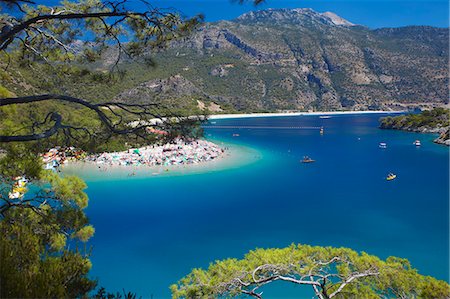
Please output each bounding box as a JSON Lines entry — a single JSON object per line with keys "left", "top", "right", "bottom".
{"left": 110, "top": 8, "right": 448, "bottom": 112}
{"left": 4, "top": 8, "right": 438, "bottom": 114}
{"left": 234, "top": 8, "right": 355, "bottom": 27}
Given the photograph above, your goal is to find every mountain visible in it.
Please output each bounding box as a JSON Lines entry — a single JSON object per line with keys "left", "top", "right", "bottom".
{"left": 234, "top": 8, "right": 355, "bottom": 27}
{"left": 109, "top": 8, "right": 448, "bottom": 112}
{"left": 2, "top": 8, "right": 448, "bottom": 113}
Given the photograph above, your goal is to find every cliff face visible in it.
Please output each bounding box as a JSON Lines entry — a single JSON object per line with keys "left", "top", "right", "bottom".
{"left": 114, "top": 8, "right": 447, "bottom": 112}
{"left": 114, "top": 75, "right": 205, "bottom": 102}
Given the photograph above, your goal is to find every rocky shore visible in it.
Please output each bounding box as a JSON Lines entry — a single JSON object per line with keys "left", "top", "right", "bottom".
{"left": 433, "top": 128, "right": 450, "bottom": 146}
{"left": 379, "top": 108, "right": 450, "bottom": 146}
{"left": 379, "top": 124, "right": 449, "bottom": 146}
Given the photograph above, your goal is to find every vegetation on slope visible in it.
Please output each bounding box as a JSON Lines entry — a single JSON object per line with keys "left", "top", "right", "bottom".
{"left": 380, "top": 108, "right": 449, "bottom": 132}
{"left": 2, "top": 10, "right": 448, "bottom": 114}
{"left": 380, "top": 108, "right": 450, "bottom": 145}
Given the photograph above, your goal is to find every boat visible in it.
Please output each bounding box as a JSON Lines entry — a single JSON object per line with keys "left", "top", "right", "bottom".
{"left": 319, "top": 116, "right": 331, "bottom": 119}
{"left": 414, "top": 140, "right": 421, "bottom": 146}
{"left": 386, "top": 173, "right": 397, "bottom": 181}
{"left": 320, "top": 127, "right": 324, "bottom": 135}
{"left": 232, "top": 133, "right": 240, "bottom": 137}
{"left": 301, "top": 156, "right": 315, "bottom": 163}
{"left": 379, "top": 142, "right": 387, "bottom": 149}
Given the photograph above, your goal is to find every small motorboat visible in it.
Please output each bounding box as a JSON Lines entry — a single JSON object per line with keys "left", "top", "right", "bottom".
{"left": 379, "top": 142, "right": 387, "bottom": 149}
{"left": 319, "top": 116, "right": 331, "bottom": 119}
{"left": 320, "top": 127, "right": 324, "bottom": 135}
{"left": 414, "top": 140, "right": 421, "bottom": 146}
{"left": 301, "top": 156, "right": 315, "bottom": 163}
{"left": 386, "top": 173, "right": 397, "bottom": 181}
{"left": 232, "top": 133, "right": 240, "bottom": 137}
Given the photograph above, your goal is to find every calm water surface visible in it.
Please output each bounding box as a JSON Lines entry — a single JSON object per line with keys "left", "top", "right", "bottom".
{"left": 82, "top": 114, "right": 449, "bottom": 298}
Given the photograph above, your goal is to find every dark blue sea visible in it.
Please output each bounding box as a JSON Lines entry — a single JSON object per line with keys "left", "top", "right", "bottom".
{"left": 81, "top": 114, "right": 449, "bottom": 298}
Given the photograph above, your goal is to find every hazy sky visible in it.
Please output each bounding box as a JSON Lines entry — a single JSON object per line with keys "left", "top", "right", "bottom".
{"left": 37, "top": 0, "right": 450, "bottom": 28}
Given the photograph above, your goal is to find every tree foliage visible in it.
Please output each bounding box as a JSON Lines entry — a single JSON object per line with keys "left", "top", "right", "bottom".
{"left": 0, "top": 1, "right": 210, "bottom": 297}
{"left": 171, "top": 244, "right": 450, "bottom": 299}
{"left": 0, "top": 0, "right": 202, "bottom": 63}
{"left": 380, "top": 108, "right": 450, "bottom": 131}
{"left": 0, "top": 0, "right": 205, "bottom": 144}
{"left": 0, "top": 209, "right": 95, "bottom": 298}
{"left": 0, "top": 144, "right": 97, "bottom": 298}
{"left": 0, "top": 1, "right": 254, "bottom": 298}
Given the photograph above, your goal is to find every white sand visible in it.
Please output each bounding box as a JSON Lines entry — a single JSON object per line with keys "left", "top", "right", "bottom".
{"left": 62, "top": 143, "right": 261, "bottom": 181}
{"left": 208, "top": 110, "right": 404, "bottom": 120}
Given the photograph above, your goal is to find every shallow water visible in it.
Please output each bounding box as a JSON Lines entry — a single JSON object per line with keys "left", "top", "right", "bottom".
{"left": 78, "top": 114, "right": 449, "bottom": 298}
{"left": 64, "top": 142, "right": 261, "bottom": 181}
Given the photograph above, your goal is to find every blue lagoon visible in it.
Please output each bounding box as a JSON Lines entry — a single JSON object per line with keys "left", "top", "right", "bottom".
{"left": 75, "top": 113, "right": 449, "bottom": 298}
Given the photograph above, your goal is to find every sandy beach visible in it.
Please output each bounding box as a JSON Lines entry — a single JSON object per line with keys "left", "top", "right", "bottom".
{"left": 62, "top": 142, "right": 261, "bottom": 181}
{"left": 208, "top": 110, "right": 404, "bottom": 120}
{"left": 62, "top": 111, "right": 402, "bottom": 180}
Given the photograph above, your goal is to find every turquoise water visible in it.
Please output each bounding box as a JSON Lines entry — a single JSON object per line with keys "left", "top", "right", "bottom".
{"left": 81, "top": 114, "right": 449, "bottom": 298}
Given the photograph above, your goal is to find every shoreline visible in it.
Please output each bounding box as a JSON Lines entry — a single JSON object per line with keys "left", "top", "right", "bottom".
{"left": 81, "top": 139, "right": 225, "bottom": 168}
{"left": 62, "top": 142, "right": 261, "bottom": 180}
{"left": 208, "top": 110, "right": 404, "bottom": 120}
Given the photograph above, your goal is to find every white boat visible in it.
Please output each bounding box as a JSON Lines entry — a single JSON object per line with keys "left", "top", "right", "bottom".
{"left": 386, "top": 173, "right": 397, "bottom": 181}
{"left": 414, "top": 140, "right": 421, "bottom": 146}
{"left": 319, "top": 116, "right": 331, "bottom": 119}
{"left": 379, "top": 142, "right": 387, "bottom": 149}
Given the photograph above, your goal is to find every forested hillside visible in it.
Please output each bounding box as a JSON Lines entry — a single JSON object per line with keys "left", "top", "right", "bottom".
{"left": 1, "top": 8, "right": 448, "bottom": 113}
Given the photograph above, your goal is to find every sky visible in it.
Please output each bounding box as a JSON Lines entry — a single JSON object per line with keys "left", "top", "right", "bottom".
{"left": 36, "top": 0, "right": 449, "bottom": 28}
{"left": 152, "top": 0, "right": 449, "bottom": 28}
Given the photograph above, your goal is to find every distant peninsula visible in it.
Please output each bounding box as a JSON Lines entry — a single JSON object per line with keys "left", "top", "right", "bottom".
{"left": 379, "top": 108, "right": 450, "bottom": 146}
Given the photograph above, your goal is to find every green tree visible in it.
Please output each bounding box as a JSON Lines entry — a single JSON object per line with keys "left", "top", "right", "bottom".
{"left": 380, "top": 108, "right": 450, "bottom": 131}
{"left": 0, "top": 1, "right": 203, "bottom": 297}
{"left": 0, "top": 1, "right": 255, "bottom": 298}
{"left": 171, "top": 244, "right": 450, "bottom": 299}
{"left": 0, "top": 0, "right": 203, "bottom": 143}
{"left": 0, "top": 143, "right": 96, "bottom": 297}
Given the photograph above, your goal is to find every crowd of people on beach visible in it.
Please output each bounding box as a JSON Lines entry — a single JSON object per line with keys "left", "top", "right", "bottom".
{"left": 40, "top": 139, "right": 226, "bottom": 171}
{"left": 42, "top": 147, "right": 86, "bottom": 171}
{"left": 84, "top": 139, "right": 225, "bottom": 167}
